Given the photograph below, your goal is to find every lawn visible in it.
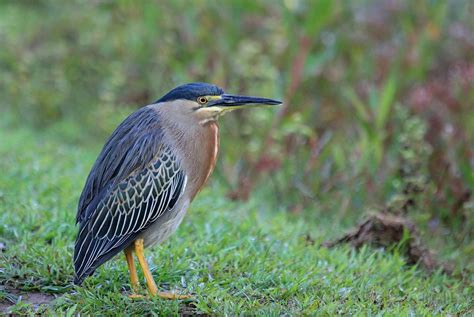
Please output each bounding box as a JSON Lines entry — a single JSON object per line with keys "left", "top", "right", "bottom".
{"left": 0, "top": 125, "right": 471, "bottom": 315}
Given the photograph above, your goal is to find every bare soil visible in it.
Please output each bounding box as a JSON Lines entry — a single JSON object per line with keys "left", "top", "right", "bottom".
{"left": 322, "top": 212, "right": 453, "bottom": 274}
{"left": 0, "top": 287, "right": 55, "bottom": 315}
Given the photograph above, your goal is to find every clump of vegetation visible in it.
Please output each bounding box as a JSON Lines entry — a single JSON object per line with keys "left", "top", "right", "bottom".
{"left": 387, "top": 107, "right": 432, "bottom": 215}
{"left": 323, "top": 106, "right": 453, "bottom": 275}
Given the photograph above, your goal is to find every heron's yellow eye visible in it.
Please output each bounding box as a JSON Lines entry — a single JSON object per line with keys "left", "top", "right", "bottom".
{"left": 197, "top": 96, "right": 208, "bottom": 105}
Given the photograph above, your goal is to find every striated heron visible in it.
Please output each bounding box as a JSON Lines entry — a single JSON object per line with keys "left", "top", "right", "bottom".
{"left": 73, "top": 82, "right": 281, "bottom": 298}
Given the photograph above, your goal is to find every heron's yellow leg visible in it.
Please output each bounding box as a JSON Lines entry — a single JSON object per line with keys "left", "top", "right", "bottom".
{"left": 134, "top": 238, "right": 159, "bottom": 295}
{"left": 134, "top": 239, "right": 190, "bottom": 300}
{"left": 124, "top": 247, "right": 139, "bottom": 294}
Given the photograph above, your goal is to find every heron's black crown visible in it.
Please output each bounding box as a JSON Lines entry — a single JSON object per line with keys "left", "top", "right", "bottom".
{"left": 156, "top": 82, "right": 224, "bottom": 103}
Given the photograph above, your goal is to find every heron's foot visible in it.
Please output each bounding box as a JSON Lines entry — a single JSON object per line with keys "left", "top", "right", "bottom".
{"left": 128, "top": 293, "right": 146, "bottom": 299}
{"left": 128, "top": 291, "right": 191, "bottom": 300}
{"left": 156, "top": 291, "right": 191, "bottom": 300}
{"left": 129, "top": 239, "right": 191, "bottom": 300}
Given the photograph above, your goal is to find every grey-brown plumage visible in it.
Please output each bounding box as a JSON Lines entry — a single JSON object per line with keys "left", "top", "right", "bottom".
{"left": 73, "top": 83, "right": 281, "bottom": 294}
{"left": 74, "top": 107, "right": 185, "bottom": 283}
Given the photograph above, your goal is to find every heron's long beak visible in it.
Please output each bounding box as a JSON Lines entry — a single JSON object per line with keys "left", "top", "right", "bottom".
{"left": 210, "top": 94, "right": 282, "bottom": 110}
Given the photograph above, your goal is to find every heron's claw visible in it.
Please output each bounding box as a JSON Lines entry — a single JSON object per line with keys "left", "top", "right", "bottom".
{"left": 128, "top": 293, "right": 146, "bottom": 299}
{"left": 157, "top": 291, "right": 191, "bottom": 300}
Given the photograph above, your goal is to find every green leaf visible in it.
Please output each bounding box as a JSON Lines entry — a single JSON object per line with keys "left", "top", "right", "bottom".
{"left": 376, "top": 74, "right": 398, "bottom": 129}
{"left": 305, "top": 0, "right": 335, "bottom": 36}
{"left": 344, "top": 87, "right": 371, "bottom": 123}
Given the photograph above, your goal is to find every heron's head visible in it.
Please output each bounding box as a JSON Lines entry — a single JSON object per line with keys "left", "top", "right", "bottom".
{"left": 155, "top": 82, "right": 281, "bottom": 124}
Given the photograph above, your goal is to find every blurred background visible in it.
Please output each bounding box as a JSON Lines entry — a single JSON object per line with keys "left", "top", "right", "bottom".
{"left": 0, "top": 0, "right": 472, "bottom": 269}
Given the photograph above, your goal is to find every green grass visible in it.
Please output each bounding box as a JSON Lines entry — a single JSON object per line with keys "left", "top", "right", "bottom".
{"left": 0, "top": 126, "right": 472, "bottom": 315}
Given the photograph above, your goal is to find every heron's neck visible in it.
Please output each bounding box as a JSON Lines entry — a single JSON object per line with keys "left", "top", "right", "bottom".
{"left": 176, "top": 120, "right": 220, "bottom": 199}
{"left": 152, "top": 105, "right": 220, "bottom": 199}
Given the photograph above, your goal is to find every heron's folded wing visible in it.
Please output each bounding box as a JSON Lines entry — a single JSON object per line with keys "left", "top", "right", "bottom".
{"left": 76, "top": 106, "right": 164, "bottom": 224}
{"left": 87, "top": 147, "right": 185, "bottom": 240}
{"left": 73, "top": 107, "right": 186, "bottom": 283}
{"left": 74, "top": 147, "right": 186, "bottom": 282}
